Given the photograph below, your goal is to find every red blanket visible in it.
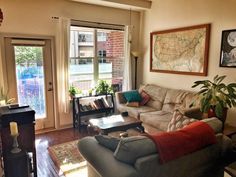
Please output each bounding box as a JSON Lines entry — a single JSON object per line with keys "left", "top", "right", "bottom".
{"left": 146, "top": 121, "right": 217, "bottom": 164}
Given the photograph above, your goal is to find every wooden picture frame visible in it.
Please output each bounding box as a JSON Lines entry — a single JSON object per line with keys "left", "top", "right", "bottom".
{"left": 219, "top": 29, "right": 236, "bottom": 67}
{"left": 150, "top": 24, "right": 210, "bottom": 76}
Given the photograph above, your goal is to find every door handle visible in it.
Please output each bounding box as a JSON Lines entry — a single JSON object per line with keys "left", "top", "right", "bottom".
{"left": 48, "top": 82, "right": 53, "bottom": 91}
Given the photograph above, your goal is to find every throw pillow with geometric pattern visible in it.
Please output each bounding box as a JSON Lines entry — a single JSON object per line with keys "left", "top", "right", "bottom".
{"left": 167, "top": 109, "right": 198, "bottom": 132}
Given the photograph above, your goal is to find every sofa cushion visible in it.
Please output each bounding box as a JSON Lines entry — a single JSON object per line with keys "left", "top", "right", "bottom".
{"left": 123, "top": 90, "right": 142, "bottom": 102}
{"left": 167, "top": 109, "right": 198, "bottom": 132}
{"left": 162, "top": 89, "right": 192, "bottom": 113}
{"left": 141, "top": 84, "right": 167, "bottom": 110}
{"left": 114, "top": 136, "right": 157, "bottom": 164}
{"left": 126, "top": 102, "right": 139, "bottom": 107}
{"left": 140, "top": 111, "right": 173, "bottom": 131}
{"left": 117, "top": 104, "right": 156, "bottom": 119}
{"left": 95, "top": 135, "right": 120, "bottom": 151}
{"left": 140, "top": 90, "right": 151, "bottom": 106}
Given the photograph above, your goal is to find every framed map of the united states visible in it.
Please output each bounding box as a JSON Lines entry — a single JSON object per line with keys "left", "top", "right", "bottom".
{"left": 150, "top": 24, "right": 210, "bottom": 76}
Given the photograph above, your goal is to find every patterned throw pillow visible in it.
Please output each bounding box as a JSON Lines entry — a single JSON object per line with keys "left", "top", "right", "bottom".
{"left": 139, "top": 90, "right": 151, "bottom": 106}
{"left": 167, "top": 109, "right": 198, "bottom": 132}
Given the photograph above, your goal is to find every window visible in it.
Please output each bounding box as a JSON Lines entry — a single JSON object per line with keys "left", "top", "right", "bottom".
{"left": 70, "top": 26, "right": 124, "bottom": 91}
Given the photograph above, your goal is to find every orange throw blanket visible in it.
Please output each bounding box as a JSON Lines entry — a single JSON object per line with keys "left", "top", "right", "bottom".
{"left": 146, "top": 121, "right": 217, "bottom": 164}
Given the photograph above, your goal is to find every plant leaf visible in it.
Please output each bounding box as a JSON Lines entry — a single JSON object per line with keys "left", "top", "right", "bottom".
{"left": 215, "top": 75, "right": 226, "bottom": 84}
{"left": 228, "top": 83, "right": 236, "bottom": 88}
{"left": 197, "top": 89, "right": 208, "bottom": 95}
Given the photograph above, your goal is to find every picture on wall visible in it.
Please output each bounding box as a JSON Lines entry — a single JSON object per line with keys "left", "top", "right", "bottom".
{"left": 150, "top": 24, "right": 210, "bottom": 76}
{"left": 220, "top": 29, "right": 236, "bottom": 67}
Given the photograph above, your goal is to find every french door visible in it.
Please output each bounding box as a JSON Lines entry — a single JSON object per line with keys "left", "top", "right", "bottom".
{"left": 4, "top": 37, "right": 55, "bottom": 130}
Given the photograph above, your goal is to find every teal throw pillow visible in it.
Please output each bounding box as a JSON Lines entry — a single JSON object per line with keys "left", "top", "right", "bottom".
{"left": 123, "top": 90, "right": 142, "bottom": 102}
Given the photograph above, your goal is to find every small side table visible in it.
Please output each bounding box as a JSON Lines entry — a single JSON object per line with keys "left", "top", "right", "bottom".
{"left": 225, "top": 161, "right": 236, "bottom": 177}
{"left": 224, "top": 124, "right": 236, "bottom": 138}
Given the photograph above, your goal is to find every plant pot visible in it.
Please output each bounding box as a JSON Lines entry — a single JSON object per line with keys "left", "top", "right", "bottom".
{"left": 207, "top": 107, "right": 228, "bottom": 125}
{"left": 70, "top": 94, "right": 75, "bottom": 99}
{"left": 207, "top": 108, "right": 216, "bottom": 118}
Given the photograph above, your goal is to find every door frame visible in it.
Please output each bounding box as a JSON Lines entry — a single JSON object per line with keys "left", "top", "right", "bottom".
{"left": 0, "top": 33, "right": 58, "bottom": 130}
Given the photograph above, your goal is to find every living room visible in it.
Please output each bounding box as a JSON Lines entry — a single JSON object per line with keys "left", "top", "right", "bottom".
{"left": 0, "top": 0, "right": 236, "bottom": 177}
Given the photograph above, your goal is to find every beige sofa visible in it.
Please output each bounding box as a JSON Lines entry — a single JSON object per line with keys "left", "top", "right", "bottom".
{"left": 116, "top": 84, "right": 202, "bottom": 133}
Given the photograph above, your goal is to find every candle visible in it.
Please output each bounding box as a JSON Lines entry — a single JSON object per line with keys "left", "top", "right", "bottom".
{"left": 10, "top": 122, "right": 18, "bottom": 136}
{"left": 0, "top": 100, "right": 6, "bottom": 106}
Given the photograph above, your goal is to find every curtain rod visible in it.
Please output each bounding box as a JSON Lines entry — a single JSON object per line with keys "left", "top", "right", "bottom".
{"left": 51, "top": 16, "right": 125, "bottom": 27}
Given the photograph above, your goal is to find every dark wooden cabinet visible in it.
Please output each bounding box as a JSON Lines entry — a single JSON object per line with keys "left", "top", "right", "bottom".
{"left": 72, "top": 94, "right": 115, "bottom": 130}
{"left": 0, "top": 106, "right": 37, "bottom": 177}
{"left": 4, "top": 150, "right": 30, "bottom": 177}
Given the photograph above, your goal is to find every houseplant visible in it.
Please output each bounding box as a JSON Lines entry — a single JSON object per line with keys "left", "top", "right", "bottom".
{"left": 69, "top": 85, "right": 81, "bottom": 98}
{"left": 191, "top": 75, "right": 236, "bottom": 120}
{"left": 95, "top": 80, "right": 113, "bottom": 95}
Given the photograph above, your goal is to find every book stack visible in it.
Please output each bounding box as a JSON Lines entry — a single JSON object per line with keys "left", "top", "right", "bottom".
{"left": 79, "top": 97, "right": 113, "bottom": 112}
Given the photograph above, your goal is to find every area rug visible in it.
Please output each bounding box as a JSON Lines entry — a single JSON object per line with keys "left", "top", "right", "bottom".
{"left": 48, "top": 140, "right": 88, "bottom": 177}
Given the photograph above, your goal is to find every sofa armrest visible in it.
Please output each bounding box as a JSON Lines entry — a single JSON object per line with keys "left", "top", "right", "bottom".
{"left": 182, "top": 107, "right": 203, "bottom": 120}
{"left": 215, "top": 133, "right": 232, "bottom": 156}
{"left": 78, "top": 137, "right": 139, "bottom": 177}
{"left": 135, "top": 143, "right": 221, "bottom": 177}
{"left": 134, "top": 154, "right": 160, "bottom": 177}
{"left": 115, "top": 91, "right": 127, "bottom": 104}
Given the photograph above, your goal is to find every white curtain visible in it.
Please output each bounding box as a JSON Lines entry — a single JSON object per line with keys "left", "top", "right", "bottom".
{"left": 0, "top": 47, "right": 4, "bottom": 90}
{"left": 123, "top": 26, "right": 132, "bottom": 91}
{"left": 56, "top": 17, "right": 70, "bottom": 114}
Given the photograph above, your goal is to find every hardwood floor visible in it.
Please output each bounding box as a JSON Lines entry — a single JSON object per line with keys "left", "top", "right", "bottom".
{"left": 35, "top": 127, "right": 89, "bottom": 177}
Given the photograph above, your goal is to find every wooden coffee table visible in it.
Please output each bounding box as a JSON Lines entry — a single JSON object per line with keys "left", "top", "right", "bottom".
{"left": 88, "top": 114, "right": 144, "bottom": 135}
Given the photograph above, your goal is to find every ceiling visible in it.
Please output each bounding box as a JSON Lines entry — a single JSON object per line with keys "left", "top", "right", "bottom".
{"left": 70, "top": 0, "right": 152, "bottom": 11}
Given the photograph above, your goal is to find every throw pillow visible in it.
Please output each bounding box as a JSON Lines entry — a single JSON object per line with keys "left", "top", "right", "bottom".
{"left": 123, "top": 90, "right": 142, "bottom": 102}
{"left": 126, "top": 101, "right": 139, "bottom": 107}
{"left": 95, "top": 135, "right": 120, "bottom": 151}
{"left": 139, "top": 90, "right": 151, "bottom": 106}
{"left": 167, "top": 109, "right": 198, "bottom": 132}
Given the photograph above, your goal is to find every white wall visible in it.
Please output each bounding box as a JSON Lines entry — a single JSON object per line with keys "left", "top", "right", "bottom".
{"left": 0, "top": 0, "right": 140, "bottom": 127}
{"left": 140, "top": 0, "right": 236, "bottom": 125}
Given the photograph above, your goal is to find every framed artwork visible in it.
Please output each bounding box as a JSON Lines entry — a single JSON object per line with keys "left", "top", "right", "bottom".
{"left": 220, "top": 29, "right": 236, "bottom": 67}
{"left": 150, "top": 24, "right": 210, "bottom": 76}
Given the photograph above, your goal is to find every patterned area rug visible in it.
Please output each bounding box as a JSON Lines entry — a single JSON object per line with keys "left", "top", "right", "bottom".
{"left": 48, "top": 140, "right": 87, "bottom": 177}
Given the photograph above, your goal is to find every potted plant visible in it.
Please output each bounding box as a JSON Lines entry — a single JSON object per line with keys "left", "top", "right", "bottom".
{"left": 69, "top": 85, "right": 81, "bottom": 98}
{"left": 95, "top": 80, "right": 113, "bottom": 95}
{"left": 88, "top": 88, "right": 94, "bottom": 96}
{"left": 191, "top": 75, "right": 236, "bottom": 122}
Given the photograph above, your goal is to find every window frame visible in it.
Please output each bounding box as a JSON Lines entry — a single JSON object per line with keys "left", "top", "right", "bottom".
{"left": 70, "top": 22, "right": 125, "bottom": 91}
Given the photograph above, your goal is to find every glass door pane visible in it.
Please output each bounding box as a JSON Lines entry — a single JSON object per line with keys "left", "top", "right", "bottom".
{"left": 14, "top": 46, "right": 46, "bottom": 119}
